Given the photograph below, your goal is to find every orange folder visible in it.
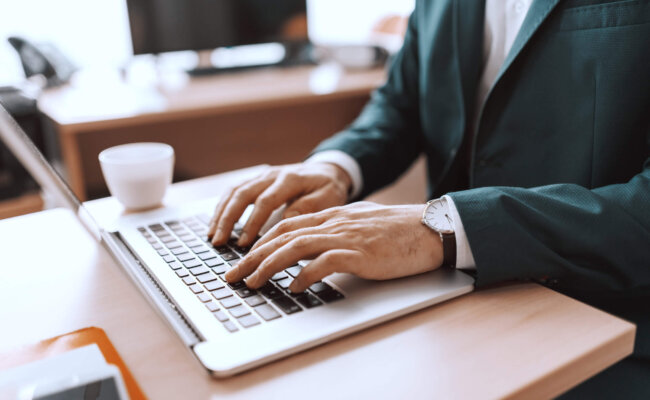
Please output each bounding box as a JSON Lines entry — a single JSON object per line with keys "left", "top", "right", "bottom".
{"left": 0, "top": 327, "right": 145, "bottom": 399}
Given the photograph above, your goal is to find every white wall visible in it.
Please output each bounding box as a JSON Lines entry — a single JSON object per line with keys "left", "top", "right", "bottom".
{"left": 0, "top": 0, "right": 132, "bottom": 85}
{"left": 307, "top": 0, "right": 414, "bottom": 45}
{"left": 0, "top": 0, "right": 414, "bottom": 86}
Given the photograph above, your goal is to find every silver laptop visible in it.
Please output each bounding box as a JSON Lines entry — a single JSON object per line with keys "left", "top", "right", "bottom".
{"left": 0, "top": 104, "right": 475, "bottom": 377}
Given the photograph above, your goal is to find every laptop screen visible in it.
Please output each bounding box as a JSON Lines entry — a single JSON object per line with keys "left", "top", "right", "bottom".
{"left": 0, "top": 103, "right": 102, "bottom": 241}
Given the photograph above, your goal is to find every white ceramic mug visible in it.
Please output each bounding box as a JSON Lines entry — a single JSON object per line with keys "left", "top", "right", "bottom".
{"left": 99, "top": 142, "right": 174, "bottom": 210}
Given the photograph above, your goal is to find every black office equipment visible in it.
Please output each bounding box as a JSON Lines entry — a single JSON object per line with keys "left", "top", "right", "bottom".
{"left": 125, "top": 0, "right": 311, "bottom": 74}
{"left": 7, "top": 37, "right": 77, "bottom": 88}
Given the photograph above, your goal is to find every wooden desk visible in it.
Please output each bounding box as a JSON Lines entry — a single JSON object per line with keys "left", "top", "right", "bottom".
{"left": 0, "top": 170, "right": 635, "bottom": 399}
{"left": 38, "top": 65, "right": 386, "bottom": 200}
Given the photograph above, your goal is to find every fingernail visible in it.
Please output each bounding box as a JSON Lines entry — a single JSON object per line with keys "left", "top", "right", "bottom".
{"left": 238, "top": 233, "right": 249, "bottom": 246}
{"left": 225, "top": 268, "right": 237, "bottom": 281}
{"left": 289, "top": 281, "right": 301, "bottom": 293}
{"left": 285, "top": 211, "right": 300, "bottom": 219}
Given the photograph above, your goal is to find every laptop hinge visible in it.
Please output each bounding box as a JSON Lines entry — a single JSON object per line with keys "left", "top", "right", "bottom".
{"left": 103, "top": 231, "right": 202, "bottom": 347}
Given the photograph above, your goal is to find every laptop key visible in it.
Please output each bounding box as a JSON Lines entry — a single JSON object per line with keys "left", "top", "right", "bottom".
{"left": 220, "top": 252, "right": 239, "bottom": 261}
{"left": 177, "top": 253, "right": 195, "bottom": 262}
{"left": 228, "top": 281, "right": 246, "bottom": 290}
{"left": 214, "top": 246, "right": 230, "bottom": 254}
{"left": 183, "top": 259, "right": 202, "bottom": 269}
{"left": 176, "top": 269, "right": 189, "bottom": 278}
{"left": 285, "top": 265, "right": 303, "bottom": 277}
{"left": 211, "top": 287, "right": 232, "bottom": 300}
{"left": 160, "top": 235, "right": 176, "bottom": 244}
{"left": 276, "top": 278, "right": 293, "bottom": 289}
{"left": 308, "top": 281, "right": 331, "bottom": 294}
{"left": 271, "top": 272, "right": 288, "bottom": 281}
{"left": 205, "top": 301, "right": 220, "bottom": 312}
{"left": 199, "top": 251, "right": 217, "bottom": 261}
{"left": 236, "top": 287, "right": 257, "bottom": 298}
{"left": 190, "top": 266, "right": 210, "bottom": 276}
{"left": 189, "top": 284, "right": 203, "bottom": 294}
{"left": 204, "top": 281, "right": 224, "bottom": 291}
{"left": 245, "top": 295, "right": 266, "bottom": 307}
{"left": 318, "top": 290, "right": 345, "bottom": 303}
{"left": 223, "top": 320, "right": 239, "bottom": 332}
{"left": 228, "top": 305, "right": 251, "bottom": 318}
{"left": 272, "top": 296, "right": 302, "bottom": 314}
{"left": 165, "top": 241, "right": 183, "bottom": 249}
{"left": 178, "top": 234, "right": 194, "bottom": 242}
{"left": 228, "top": 259, "right": 240, "bottom": 267}
{"left": 182, "top": 276, "right": 196, "bottom": 285}
{"left": 184, "top": 239, "right": 202, "bottom": 248}
{"left": 152, "top": 242, "right": 163, "bottom": 250}
{"left": 295, "top": 293, "right": 323, "bottom": 308}
{"left": 168, "top": 261, "right": 183, "bottom": 270}
{"left": 192, "top": 246, "right": 211, "bottom": 254}
{"left": 172, "top": 248, "right": 190, "bottom": 256}
{"left": 254, "top": 303, "right": 281, "bottom": 321}
{"left": 157, "top": 249, "right": 169, "bottom": 257}
{"left": 259, "top": 283, "right": 283, "bottom": 299}
{"left": 162, "top": 255, "right": 176, "bottom": 263}
{"left": 220, "top": 296, "right": 242, "bottom": 309}
{"left": 197, "top": 292, "right": 212, "bottom": 303}
{"left": 213, "top": 310, "right": 229, "bottom": 322}
{"left": 237, "top": 314, "right": 261, "bottom": 328}
{"left": 205, "top": 257, "right": 224, "bottom": 267}
{"left": 212, "top": 264, "right": 228, "bottom": 274}
{"left": 196, "top": 272, "right": 217, "bottom": 283}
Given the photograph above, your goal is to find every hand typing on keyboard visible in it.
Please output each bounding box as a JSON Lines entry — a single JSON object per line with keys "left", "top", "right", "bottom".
{"left": 223, "top": 202, "right": 444, "bottom": 293}
{"left": 208, "top": 163, "right": 351, "bottom": 247}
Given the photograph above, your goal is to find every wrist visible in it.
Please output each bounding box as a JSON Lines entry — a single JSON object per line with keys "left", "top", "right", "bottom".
{"left": 415, "top": 204, "right": 445, "bottom": 268}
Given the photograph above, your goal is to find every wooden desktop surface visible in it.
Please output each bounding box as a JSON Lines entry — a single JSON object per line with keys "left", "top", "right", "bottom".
{"left": 0, "top": 168, "right": 635, "bottom": 399}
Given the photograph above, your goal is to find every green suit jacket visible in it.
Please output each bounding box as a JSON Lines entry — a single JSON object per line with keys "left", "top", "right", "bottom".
{"left": 314, "top": 0, "right": 650, "bottom": 396}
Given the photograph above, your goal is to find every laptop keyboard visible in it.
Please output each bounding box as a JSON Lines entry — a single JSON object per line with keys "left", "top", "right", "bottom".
{"left": 137, "top": 214, "right": 344, "bottom": 333}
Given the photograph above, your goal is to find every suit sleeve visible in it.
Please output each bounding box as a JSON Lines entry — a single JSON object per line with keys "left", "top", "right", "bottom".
{"left": 311, "top": 6, "right": 423, "bottom": 200}
{"left": 448, "top": 158, "right": 650, "bottom": 295}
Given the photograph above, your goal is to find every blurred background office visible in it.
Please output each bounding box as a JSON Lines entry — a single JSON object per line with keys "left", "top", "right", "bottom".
{"left": 0, "top": 0, "right": 420, "bottom": 219}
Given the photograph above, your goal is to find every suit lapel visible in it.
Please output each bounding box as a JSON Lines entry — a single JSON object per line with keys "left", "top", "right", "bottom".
{"left": 494, "top": 0, "right": 562, "bottom": 85}
{"left": 454, "top": 0, "right": 485, "bottom": 129}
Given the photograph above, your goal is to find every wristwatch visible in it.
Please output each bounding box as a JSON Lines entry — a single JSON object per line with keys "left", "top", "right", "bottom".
{"left": 421, "top": 197, "right": 457, "bottom": 267}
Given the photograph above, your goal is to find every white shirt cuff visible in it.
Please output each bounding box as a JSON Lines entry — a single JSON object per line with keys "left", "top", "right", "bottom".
{"left": 305, "top": 150, "right": 363, "bottom": 200}
{"left": 442, "top": 195, "right": 477, "bottom": 270}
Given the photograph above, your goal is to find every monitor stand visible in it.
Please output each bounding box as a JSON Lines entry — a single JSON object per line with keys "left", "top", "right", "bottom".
{"left": 187, "top": 42, "right": 316, "bottom": 77}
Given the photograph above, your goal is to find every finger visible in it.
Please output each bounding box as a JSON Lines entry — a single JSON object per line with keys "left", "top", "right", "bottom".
{"left": 207, "top": 185, "right": 239, "bottom": 239}
{"left": 242, "top": 234, "right": 346, "bottom": 289}
{"left": 226, "top": 224, "right": 328, "bottom": 282}
{"left": 211, "top": 178, "right": 273, "bottom": 245}
{"left": 289, "top": 250, "right": 357, "bottom": 292}
{"left": 238, "top": 173, "right": 304, "bottom": 246}
{"left": 283, "top": 184, "right": 340, "bottom": 219}
{"left": 250, "top": 211, "right": 327, "bottom": 253}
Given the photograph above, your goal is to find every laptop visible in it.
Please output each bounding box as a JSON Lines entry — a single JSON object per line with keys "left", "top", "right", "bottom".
{"left": 0, "top": 104, "right": 475, "bottom": 377}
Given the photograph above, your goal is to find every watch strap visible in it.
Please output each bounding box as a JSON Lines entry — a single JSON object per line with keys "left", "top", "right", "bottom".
{"left": 441, "top": 232, "right": 457, "bottom": 267}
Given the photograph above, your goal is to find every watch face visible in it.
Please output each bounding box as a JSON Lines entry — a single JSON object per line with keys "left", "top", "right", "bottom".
{"left": 424, "top": 198, "right": 454, "bottom": 233}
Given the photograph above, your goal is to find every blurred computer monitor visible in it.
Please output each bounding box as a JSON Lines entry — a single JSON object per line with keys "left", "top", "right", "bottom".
{"left": 126, "top": 0, "right": 308, "bottom": 56}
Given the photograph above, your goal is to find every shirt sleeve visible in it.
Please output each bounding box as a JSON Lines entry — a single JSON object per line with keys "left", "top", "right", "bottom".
{"left": 443, "top": 195, "right": 477, "bottom": 270}
{"left": 305, "top": 150, "right": 364, "bottom": 200}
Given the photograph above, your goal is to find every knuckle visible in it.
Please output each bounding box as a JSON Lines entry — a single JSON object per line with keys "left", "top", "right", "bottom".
{"left": 256, "top": 194, "right": 277, "bottom": 210}
{"left": 275, "top": 220, "right": 291, "bottom": 234}
{"left": 277, "top": 232, "right": 294, "bottom": 244}
{"left": 290, "top": 236, "right": 310, "bottom": 249}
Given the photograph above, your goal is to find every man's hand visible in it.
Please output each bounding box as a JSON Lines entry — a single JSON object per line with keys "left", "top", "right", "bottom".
{"left": 208, "top": 162, "right": 352, "bottom": 247}
{"left": 224, "top": 202, "right": 444, "bottom": 293}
